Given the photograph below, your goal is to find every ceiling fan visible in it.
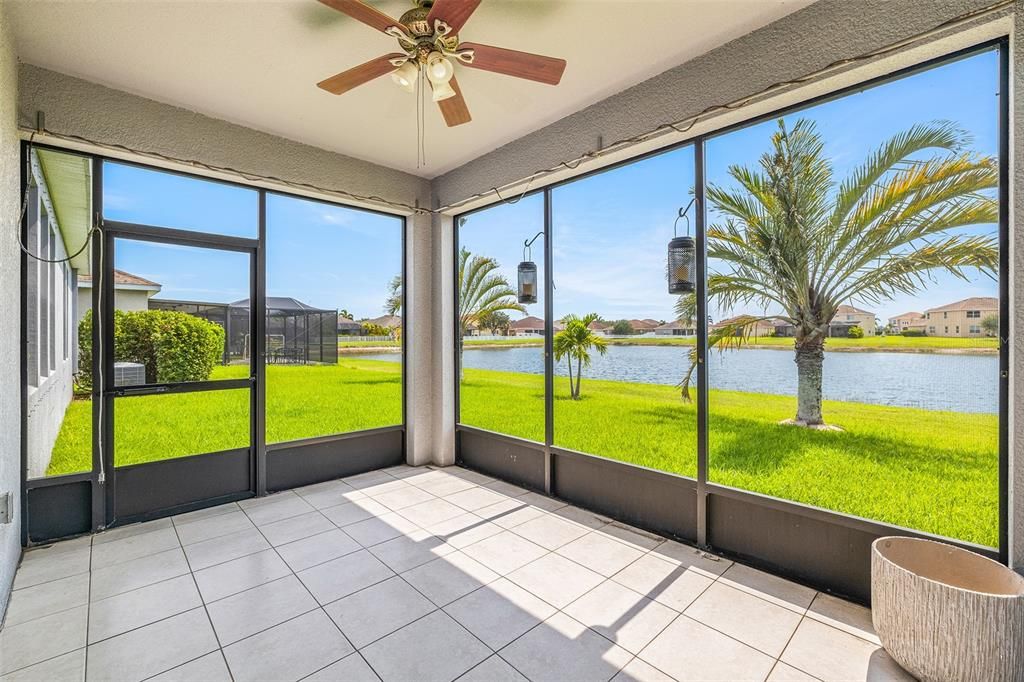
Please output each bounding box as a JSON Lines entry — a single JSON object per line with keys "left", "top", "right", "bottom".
{"left": 315, "top": 0, "right": 567, "bottom": 127}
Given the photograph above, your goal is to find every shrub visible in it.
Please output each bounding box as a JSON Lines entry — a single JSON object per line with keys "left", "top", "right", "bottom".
{"left": 611, "top": 320, "right": 634, "bottom": 336}
{"left": 847, "top": 325, "right": 864, "bottom": 339}
{"left": 901, "top": 329, "right": 926, "bottom": 337}
{"left": 77, "top": 309, "right": 225, "bottom": 390}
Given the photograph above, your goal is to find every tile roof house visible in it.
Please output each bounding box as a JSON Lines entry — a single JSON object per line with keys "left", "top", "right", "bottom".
{"left": 924, "top": 297, "right": 999, "bottom": 337}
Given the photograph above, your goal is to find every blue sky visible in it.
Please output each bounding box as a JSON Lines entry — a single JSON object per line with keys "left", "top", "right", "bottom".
{"left": 106, "top": 165, "right": 402, "bottom": 319}
{"left": 467, "top": 47, "right": 1001, "bottom": 324}
{"left": 107, "top": 48, "right": 1000, "bottom": 325}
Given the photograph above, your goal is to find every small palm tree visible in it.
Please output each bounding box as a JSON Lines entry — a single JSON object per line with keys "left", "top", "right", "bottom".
{"left": 553, "top": 313, "right": 608, "bottom": 400}
{"left": 680, "top": 118, "right": 997, "bottom": 426}
{"left": 384, "top": 275, "right": 402, "bottom": 316}
{"left": 458, "top": 248, "right": 525, "bottom": 374}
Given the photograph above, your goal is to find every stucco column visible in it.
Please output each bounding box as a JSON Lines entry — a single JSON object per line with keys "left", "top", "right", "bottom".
{"left": 431, "top": 213, "right": 456, "bottom": 466}
{"left": 405, "top": 210, "right": 434, "bottom": 466}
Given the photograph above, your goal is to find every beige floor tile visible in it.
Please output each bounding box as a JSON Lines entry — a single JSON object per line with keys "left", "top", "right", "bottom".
{"left": 295, "top": 481, "right": 363, "bottom": 510}
{"left": 148, "top": 652, "right": 232, "bottom": 682}
{"left": 85, "top": 607, "right": 218, "bottom": 682}
{"left": 612, "top": 657, "right": 676, "bottom": 682}
{"left": 297, "top": 548, "right": 394, "bottom": 604}
{"left": 182, "top": 527, "right": 270, "bottom": 571}
{"left": 206, "top": 575, "right": 318, "bottom": 645}
{"left": 173, "top": 510, "right": 254, "bottom": 546}
{"left": 511, "top": 515, "right": 589, "bottom": 550}
{"left": 88, "top": 548, "right": 190, "bottom": 602}
{"left": 243, "top": 493, "right": 315, "bottom": 526}
{"left": 324, "top": 575, "right": 435, "bottom": 648}
{"left": 170, "top": 503, "right": 239, "bottom": 525}
{"left": 92, "top": 518, "right": 172, "bottom": 546}
{"left": 458, "top": 655, "right": 528, "bottom": 682}
{"left": 12, "top": 546, "right": 90, "bottom": 590}
{"left": 421, "top": 512, "right": 504, "bottom": 550}
{"left": 718, "top": 563, "right": 816, "bottom": 614}
{"left": 500, "top": 612, "right": 633, "bottom": 682}
{"left": 612, "top": 554, "right": 714, "bottom": 612}
{"left": 88, "top": 574, "right": 202, "bottom": 643}
{"left": 460, "top": 530, "right": 548, "bottom": 575}
{"left": 766, "top": 661, "right": 820, "bottom": 681}
{"left": 222, "top": 610, "right": 353, "bottom": 682}
{"left": 368, "top": 529, "right": 455, "bottom": 573}
{"left": 258, "top": 510, "right": 335, "bottom": 547}
{"left": 402, "top": 551, "right": 499, "bottom": 606}
{"left": 3, "top": 572, "right": 89, "bottom": 626}
{"left": 275, "top": 528, "right": 361, "bottom": 572}
{"left": 320, "top": 500, "right": 380, "bottom": 527}
{"left": 564, "top": 580, "right": 678, "bottom": 654}
{"left": 475, "top": 498, "right": 546, "bottom": 529}
{"left": 684, "top": 582, "right": 802, "bottom": 657}
{"left": 507, "top": 553, "right": 604, "bottom": 609}
{"left": 90, "top": 527, "right": 180, "bottom": 569}
{"left": 373, "top": 485, "right": 435, "bottom": 511}
{"left": 780, "top": 618, "right": 913, "bottom": 682}
{"left": 0, "top": 647, "right": 86, "bottom": 682}
{"left": 549, "top": 505, "right": 613, "bottom": 531}
{"left": 304, "top": 653, "right": 380, "bottom": 682}
{"left": 0, "top": 605, "right": 87, "bottom": 675}
{"left": 399, "top": 498, "right": 469, "bottom": 527}
{"left": 360, "top": 610, "right": 490, "bottom": 682}
{"left": 445, "top": 486, "right": 508, "bottom": 512}
{"left": 444, "top": 578, "right": 556, "bottom": 650}
{"left": 597, "top": 524, "right": 665, "bottom": 551}
{"left": 648, "top": 541, "right": 732, "bottom": 578}
{"left": 556, "top": 532, "right": 645, "bottom": 577}
{"left": 483, "top": 480, "right": 531, "bottom": 498}
{"left": 344, "top": 511, "right": 421, "bottom": 547}
{"left": 416, "top": 477, "right": 479, "bottom": 497}
{"left": 805, "top": 593, "right": 880, "bottom": 644}
{"left": 639, "top": 615, "right": 775, "bottom": 681}
{"left": 516, "top": 492, "right": 567, "bottom": 512}
{"left": 192, "top": 548, "right": 291, "bottom": 603}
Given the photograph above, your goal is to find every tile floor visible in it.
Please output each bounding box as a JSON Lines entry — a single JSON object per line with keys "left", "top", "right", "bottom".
{"left": 0, "top": 465, "right": 914, "bottom": 682}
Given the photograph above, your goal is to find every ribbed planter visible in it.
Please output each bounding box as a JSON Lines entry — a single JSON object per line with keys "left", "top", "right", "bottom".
{"left": 871, "top": 537, "right": 1024, "bottom": 682}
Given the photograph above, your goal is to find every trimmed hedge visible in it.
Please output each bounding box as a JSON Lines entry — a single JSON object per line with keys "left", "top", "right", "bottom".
{"left": 77, "top": 309, "right": 225, "bottom": 390}
{"left": 900, "top": 329, "right": 926, "bottom": 337}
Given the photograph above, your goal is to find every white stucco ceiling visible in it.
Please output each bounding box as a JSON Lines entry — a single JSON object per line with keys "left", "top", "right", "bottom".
{"left": 8, "top": 0, "right": 810, "bottom": 177}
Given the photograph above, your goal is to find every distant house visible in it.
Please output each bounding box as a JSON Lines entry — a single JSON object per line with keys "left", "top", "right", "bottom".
{"left": 628, "top": 319, "right": 660, "bottom": 334}
{"left": 655, "top": 319, "right": 695, "bottom": 336}
{"left": 888, "top": 311, "right": 925, "bottom": 334}
{"left": 711, "top": 315, "right": 778, "bottom": 338}
{"left": 588, "top": 320, "right": 612, "bottom": 336}
{"left": 367, "top": 314, "right": 402, "bottom": 330}
{"left": 337, "top": 315, "right": 362, "bottom": 336}
{"left": 510, "top": 315, "right": 545, "bottom": 336}
{"left": 830, "top": 304, "right": 877, "bottom": 337}
{"left": 924, "top": 297, "right": 998, "bottom": 337}
{"left": 77, "top": 269, "right": 161, "bottom": 324}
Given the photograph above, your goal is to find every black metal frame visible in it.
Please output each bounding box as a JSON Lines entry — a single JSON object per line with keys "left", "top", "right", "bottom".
{"left": 20, "top": 145, "right": 409, "bottom": 541}
{"left": 453, "top": 37, "right": 1011, "bottom": 601}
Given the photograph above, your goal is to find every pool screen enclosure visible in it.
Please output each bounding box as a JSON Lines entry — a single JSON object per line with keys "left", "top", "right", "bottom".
{"left": 230, "top": 297, "right": 339, "bottom": 365}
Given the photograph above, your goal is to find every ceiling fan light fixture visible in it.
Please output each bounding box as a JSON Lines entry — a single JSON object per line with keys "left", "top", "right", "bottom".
{"left": 431, "top": 79, "right": 456, "bottom": 102}
{"left": 426, "top": 51, "right": 455, "bottom": 85}
{"left": 390, "top": 60, "right": 419, "bottom": 93}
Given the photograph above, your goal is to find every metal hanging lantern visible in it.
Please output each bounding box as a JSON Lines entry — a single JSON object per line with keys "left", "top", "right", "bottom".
{"left": 668, "top": 201, "right": 697, "bottom": 294}
{"left": 518, "top": 231, "right": 543, "bottom": 304}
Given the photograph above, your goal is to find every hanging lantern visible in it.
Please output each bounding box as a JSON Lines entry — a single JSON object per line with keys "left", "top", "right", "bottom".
{"left": 518, "top": 231, "right": 543, "bottom": 304}
{"left": 518, "top": 260, "right": 538, "bottom": 304}
{"left": 667, "top": 201, "right": 697, "bottom": 294}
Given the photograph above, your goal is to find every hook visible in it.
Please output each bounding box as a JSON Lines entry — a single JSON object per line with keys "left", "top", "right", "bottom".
{"left": 673, "top": 198, "right": 698, "bottom": 238}
{"left": 523, "top": 230, "right": 544, "bottom": 261}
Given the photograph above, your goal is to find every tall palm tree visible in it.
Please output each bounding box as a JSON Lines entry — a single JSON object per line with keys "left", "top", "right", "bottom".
{"left": 553, "top": 313, "right": 608, "bottom": 400}
{"left": 680, "top": 118, "right": 997, "bottom": 426}
{"left": 458, "top": 248, "right": 525, "bottom": 373}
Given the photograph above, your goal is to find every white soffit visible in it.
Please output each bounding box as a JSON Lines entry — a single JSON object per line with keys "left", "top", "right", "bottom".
{"left": 7, "top": 0, "right": 811, "bottom": 177}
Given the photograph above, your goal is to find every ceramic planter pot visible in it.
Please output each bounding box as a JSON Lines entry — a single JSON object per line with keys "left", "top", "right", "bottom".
{"left": 871, "top": 536, "right": 1024, "bottom": 682}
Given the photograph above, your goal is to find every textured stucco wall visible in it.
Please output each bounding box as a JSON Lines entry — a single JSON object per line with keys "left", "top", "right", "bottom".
{"left": 0, "top": 1, "right": 23, "bottom": 616}
{"left": 429, "top": 0, "right": 1023, "bottom": 567}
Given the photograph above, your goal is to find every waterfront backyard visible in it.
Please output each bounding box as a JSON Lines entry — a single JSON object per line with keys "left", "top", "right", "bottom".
{"left": 48, "top": 354, "right": 998, "bottom": 547}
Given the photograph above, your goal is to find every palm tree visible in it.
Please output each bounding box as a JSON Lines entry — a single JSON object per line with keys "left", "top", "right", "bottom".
{"left": 458, "top": 248, "right": 525, "bottom": 373}
{"left": 553, "top": 313, "right": 609, "bottom": 400}
{"left": 384, "top": 275, "right": 402, "bottom": 316}
{"left": 680, "top": 118, "right": 997, "bottom": 426}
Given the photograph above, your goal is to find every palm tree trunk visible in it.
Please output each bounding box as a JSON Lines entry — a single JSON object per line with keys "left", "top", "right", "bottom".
{"left": 566, "top": 356, "right": 574, "bottom": 399}
{"left": 794, "top": 340, "right": 825, "bottom": 425}
{"left": 575, "top": 357, "right": 583, "bottom": 399}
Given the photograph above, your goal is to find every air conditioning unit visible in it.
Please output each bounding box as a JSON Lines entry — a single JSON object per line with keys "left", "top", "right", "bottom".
{"left": 113, "top": 362, "right": 146, "bottom": 387}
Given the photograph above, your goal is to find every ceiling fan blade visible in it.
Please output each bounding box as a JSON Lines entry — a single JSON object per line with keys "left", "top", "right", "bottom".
{"left": 426, "top": 0, "right": 482, "bottom": 34}
{"left": 317, "top": 0, "right": 399, "bottom": 33}
{"left": 458, "top": 43, "right": 566, "bottom": 85}
{"left": 436, "top": 76, "right": 471, "bottom": 127}
{"left": 317, "top": 53, "right": 406, "bottom": 95}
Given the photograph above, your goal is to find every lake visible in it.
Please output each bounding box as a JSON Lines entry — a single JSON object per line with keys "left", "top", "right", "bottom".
{"left": 353, "top": 345, "right": 999, "bottom": 414}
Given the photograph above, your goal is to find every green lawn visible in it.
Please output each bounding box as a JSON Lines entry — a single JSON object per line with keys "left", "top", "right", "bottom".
{"left": 48, "top": 358, "right": 997, "bottom": 547}
{"left": 459, "top": 335, "right": 997, "bottom": 352}
{"left": 48, "top": 359, "right": 402, "bottom": 474}
{"left": 459, "top": 368, "right": 998, "bottom": 547}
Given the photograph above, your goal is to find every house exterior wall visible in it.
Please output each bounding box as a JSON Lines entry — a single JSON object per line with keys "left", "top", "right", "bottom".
{"left": 924, "top": 306, "right": 999, "bottom": 337}
{"left": 834, "top": 310, "right": 877, "bottom": 336}
{"left": 75, "top": 286, "right": 152, "bottom": 324}
{"left": 0, "top": 0, "right": 21, "bottom": 616}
